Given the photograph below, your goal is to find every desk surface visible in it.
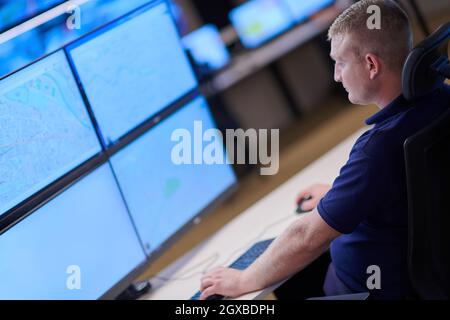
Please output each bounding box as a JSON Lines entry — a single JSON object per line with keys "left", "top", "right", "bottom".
{"left": 142, "top": 127, "right": 368, "bottom": 300}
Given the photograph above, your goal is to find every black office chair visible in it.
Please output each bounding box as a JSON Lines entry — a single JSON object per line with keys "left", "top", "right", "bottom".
{"left": 403, "top": 22, "right": 450, "bottom": 300}
{"left": 402, "top": 22, "right": 450, "bottom": 101}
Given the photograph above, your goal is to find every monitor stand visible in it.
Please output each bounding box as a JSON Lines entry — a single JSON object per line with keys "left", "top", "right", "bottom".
{"left": 116, "top": 280, "right": 152, "bottom": 300}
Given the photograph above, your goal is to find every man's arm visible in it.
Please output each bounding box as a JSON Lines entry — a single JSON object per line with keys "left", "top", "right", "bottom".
{"left": 199, "top": 208, "right": 341, "bottom": 299}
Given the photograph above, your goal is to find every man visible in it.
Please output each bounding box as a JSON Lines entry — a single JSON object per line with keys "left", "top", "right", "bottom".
{"left": 199, "top": 0, "right": 450, "bottom": 300}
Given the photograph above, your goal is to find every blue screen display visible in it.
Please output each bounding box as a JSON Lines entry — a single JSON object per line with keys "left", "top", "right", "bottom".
{"left": 110, "top": 96, "right": 236, "bottom": 255}
{"left": 67, "top": 2, "right": 198, "bottom": 145}
{"left": 0, "top": 164, "right": 146, "bottom": 299}
{"left": 0, "top": 50, "right": 101, "bottom": 218}
{"left": 182, "top": 24, "right": 230, "bottom": 71}
{"left": 229, "top": 0, "right": 294, "bottom": 49}
{"left": 0, "top": 0, "right": 64, "bottom": 32}
{"left": 0, "top": 0, "right": 152, "bottom": 78}
{"left": 282, "top": 0, "right": 334, "bottom": 22}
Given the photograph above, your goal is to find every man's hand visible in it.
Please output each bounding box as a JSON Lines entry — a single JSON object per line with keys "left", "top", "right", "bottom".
{"left": 199, "top": 267, "right": 248, "bottom": 300}
{"left": 296, "top": 183, "right": 331, "bottom": 211}
{"left": 197, "top": 184, "right": 335, "bottom": 300}
{"left": 198, "top": 209, "right": 341, "bottom": 301}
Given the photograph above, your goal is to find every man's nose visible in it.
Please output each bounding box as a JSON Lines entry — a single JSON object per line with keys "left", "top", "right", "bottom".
{"left": 334, "top": 67, "right": 342, "bottom": 83}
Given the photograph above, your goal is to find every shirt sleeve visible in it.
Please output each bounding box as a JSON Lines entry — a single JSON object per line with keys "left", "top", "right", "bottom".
{"left": 317, "top": 150, "right": 379, "bottom": 234}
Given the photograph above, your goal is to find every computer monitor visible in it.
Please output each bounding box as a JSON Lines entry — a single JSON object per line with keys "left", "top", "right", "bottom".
{"left": 0, "top": 164, "right": 147, "bottom": 299}
{"left": 110, "top": 96, "right": 237, "bottom": 256}
{"left": 182, "top": 24, "right": 231, "bottom": 72}
{"left": 229, "top": 0, "right": 294, "bottom": 49}
{"left": 0, "top": 0, "right": 65, "bottom": 32}
{"left": 66, "top": 1, "right": 198, "bottom": 145}
{"left": 0, "top": 0, "right": 152, "bottom": 78}
{"left": 0, "top": 50, "right": 102, "bottom": 220}
{"left": 282, "top": 0, "right": 335, "bottom": 23}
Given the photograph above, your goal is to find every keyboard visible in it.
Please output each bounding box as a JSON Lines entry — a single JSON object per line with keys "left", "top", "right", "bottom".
{"left": 191, "top": 238, "right": 275, "bottom": 300}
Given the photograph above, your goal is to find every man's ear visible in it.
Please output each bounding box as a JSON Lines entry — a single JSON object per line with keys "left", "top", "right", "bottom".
{"left": 365, "top": 53, "right": 381, "bottom": 80}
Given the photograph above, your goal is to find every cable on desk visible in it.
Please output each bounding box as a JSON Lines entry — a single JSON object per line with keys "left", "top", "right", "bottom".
{"left": 150, "top": 211, "right": 299, "bottom": 283}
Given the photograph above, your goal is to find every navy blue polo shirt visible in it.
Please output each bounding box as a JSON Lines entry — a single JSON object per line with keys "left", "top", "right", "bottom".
{"left": 318, "top": 84, "right": 450, "bottom": 299}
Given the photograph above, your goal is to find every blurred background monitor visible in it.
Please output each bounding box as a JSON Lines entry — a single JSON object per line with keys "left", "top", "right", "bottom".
{"left": 0, "top": 0, "right": 65, "bottom": 32}
{"left": 282, "top": 0, "right": 335, "bottom": 23}
{"left": 182, "top": 24, "right": 231, "bottom": 75}
{"left": 66, "top": 1, "right": 197, "bottom": 145}
{"left": 0, "top": 50, "right": 101, "bottom": 221}
{"left": 0, "top": 164, "right": 147, "bottom": 299}
{"left": 110, "top": 96, "right": 237, "bottom": 257}
{"left": 229, "top": 0, "right": 294, "bottom": 49}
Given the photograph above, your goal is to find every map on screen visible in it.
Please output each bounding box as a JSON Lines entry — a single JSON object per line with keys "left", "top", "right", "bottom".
{"left": 67, "top": 2, "right": 197, "bottom": 145}
{"left": 110, "top": 96, "right": 236, "bottom": 255}
{"left": 0, "top": 50, "right": 101, "bottom": 217}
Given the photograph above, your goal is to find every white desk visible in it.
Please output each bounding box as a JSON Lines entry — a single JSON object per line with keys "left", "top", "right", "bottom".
{"left": 142, "top": 127, "right": 368, "bottom": 300}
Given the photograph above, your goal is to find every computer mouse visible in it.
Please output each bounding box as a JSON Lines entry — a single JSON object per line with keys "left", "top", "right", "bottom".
{"left": 296, "top": 195, "right": 313, "bottom": 214}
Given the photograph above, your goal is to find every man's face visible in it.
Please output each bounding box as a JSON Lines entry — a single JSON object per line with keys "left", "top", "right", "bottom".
{"left": 330, "top": 34, "right": 374, "bottom": 105}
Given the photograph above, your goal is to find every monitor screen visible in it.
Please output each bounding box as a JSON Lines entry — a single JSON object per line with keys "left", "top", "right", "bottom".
{"left": 229, "top": 0, "right": 294, "bottom": 49}
{"left": 110, "top": 96, "right": 236, "bottom": 256}
{"left": 67, "top": 1, "right": 198, "bottom": 145}
{"left": 0, "top": 50, "right": 101, "bottom": 218}
{"left": 0, "top": 164, "right": 147, "bottom": 299}
{"left": 282, "top": 0, "right": 335, "bottom": 22}
{"left": 182, "top": 24, "right": 230, "bottom": 71}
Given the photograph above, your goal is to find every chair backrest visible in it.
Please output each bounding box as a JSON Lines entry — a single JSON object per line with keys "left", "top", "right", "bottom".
{"left": 404, "top": 109, "right": 450, "bottom": 299}
{"left": 402, "top": 21, "right": 450, "bottom": 300}
{"left": 402, "top": 22, "right": 450, "bottom": 101}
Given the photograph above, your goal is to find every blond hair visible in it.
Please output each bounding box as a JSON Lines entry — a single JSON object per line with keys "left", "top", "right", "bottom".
{"left": 328, "top": 0, "right": 413, "bottom": 72}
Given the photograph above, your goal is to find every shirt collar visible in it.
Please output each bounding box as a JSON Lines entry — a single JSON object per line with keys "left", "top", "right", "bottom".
{"left": 365, "top": 93, "right": 411, "bottom": 125}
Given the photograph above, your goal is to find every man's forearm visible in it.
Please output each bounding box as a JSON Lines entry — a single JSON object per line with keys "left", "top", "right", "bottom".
{"left": 240, "top": 211, "right": 334, "bottom": 293}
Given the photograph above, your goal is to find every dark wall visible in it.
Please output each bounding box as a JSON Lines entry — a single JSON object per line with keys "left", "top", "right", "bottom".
{"left": 191, "top": 0, "right": 235, "bottom": 28}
